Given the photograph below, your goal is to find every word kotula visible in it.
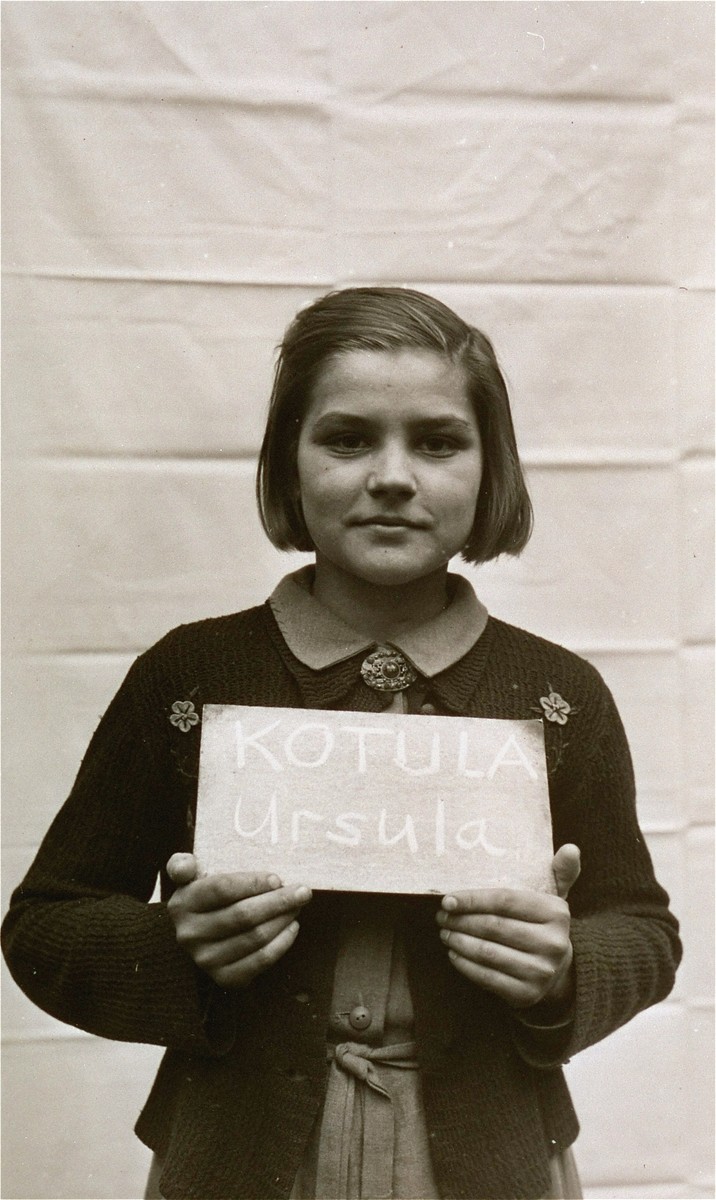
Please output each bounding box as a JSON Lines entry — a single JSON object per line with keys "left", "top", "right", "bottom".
{"left": 235, "top": 719, "right": 539, "bottom": 779}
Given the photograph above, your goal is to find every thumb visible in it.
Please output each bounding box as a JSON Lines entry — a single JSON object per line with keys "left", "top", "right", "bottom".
{"left": 166, "top": 852, "right": 199, "bottom": 886}
{"left": 552, "top": 844, "right": 581, "bottom": 900}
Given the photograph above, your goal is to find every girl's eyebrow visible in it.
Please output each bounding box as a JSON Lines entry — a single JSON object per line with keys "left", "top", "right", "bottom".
{"left": 410, "top": 416, "right": 476, "bottom": 435}
{"left": 309, "top": 411, "right": 373, "bottom": 431}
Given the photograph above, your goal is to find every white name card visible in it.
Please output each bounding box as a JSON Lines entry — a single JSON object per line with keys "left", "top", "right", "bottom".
{"left": 194, "top": 705, "right": 554, "bottom": 895}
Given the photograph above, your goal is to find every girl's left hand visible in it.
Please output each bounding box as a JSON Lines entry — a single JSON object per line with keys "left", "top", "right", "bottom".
{"left": 436, "top": 844, "right": 581, "bottom": 1009}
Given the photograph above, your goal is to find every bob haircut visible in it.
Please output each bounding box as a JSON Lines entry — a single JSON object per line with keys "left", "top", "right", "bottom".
{"left": 256, "top": 287, "right": 532, "bottom": 565}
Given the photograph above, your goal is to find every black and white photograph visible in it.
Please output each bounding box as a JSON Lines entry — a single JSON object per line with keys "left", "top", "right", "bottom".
{"left": 1, "top": 3, "right": 713, "bottom": 1198}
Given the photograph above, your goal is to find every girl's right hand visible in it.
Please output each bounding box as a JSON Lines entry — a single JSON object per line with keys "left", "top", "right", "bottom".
{"left": 166, "top": 853, "right": 312, "bottom": 989}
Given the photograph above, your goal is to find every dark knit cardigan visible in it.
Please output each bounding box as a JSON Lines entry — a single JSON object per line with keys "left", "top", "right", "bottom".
{"left": 2, "top": 603, "right": 681, "bottom": 1200}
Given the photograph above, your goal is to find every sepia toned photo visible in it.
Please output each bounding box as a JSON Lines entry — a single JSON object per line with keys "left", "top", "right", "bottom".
{"left": 2, "top": 3, "right": 713, "bottom": 1198}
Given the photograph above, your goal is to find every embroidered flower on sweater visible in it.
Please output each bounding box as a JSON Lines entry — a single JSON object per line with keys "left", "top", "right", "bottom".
{"left": 169, "top": 700, "right": 200, "bottom": 732}
{"left": 538, "top": 691, "right": 572, "bottom": 725}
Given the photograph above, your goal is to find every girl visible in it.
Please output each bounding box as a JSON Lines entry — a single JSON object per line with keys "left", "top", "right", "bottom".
{"left": 2, "top": 288, "right": 681, "bottom": 1200}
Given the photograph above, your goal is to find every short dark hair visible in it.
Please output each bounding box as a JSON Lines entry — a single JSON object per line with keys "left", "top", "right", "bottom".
{"left": 256, "top": 287, "right": 532, "bottom": 564}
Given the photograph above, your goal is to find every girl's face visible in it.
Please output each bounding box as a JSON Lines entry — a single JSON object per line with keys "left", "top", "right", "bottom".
{"left": 296, "top": 348, "right": 483, "bottom": 589}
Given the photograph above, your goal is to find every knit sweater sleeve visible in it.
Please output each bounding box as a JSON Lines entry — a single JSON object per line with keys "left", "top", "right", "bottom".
{"left": 1, "top": 644, "right": 233, "bottom": 1054}
{"left": 512, "top": 666, "right": 682, "bottom": 1069}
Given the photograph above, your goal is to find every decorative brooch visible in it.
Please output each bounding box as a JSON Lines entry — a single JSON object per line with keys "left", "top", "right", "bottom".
{"left": 538, "top": 691, "right": 572, "bottom": 725}
{"left": 169, "top": 700, "right": 200, "bottom": 732}
{"left": 361, "top": 645, "right": 417, "bottom": 693}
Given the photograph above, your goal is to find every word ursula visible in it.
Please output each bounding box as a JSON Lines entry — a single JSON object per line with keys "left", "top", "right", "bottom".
{"left": 233, "top": 793, "right": 509, "bottom": 857}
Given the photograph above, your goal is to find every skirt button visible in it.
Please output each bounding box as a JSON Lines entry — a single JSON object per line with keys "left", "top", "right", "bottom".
{"left": 348, "top": 1005, "right": 372, "bottom": 1031}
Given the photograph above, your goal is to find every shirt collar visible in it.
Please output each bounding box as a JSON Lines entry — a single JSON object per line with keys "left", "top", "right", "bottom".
{"left": 268, "top": 566, "right": 488, "bottom": 679}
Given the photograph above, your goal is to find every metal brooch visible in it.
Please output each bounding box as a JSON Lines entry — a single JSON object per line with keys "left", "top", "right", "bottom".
{"left": 360, "top": 645, "right": 417, "bottom": 693}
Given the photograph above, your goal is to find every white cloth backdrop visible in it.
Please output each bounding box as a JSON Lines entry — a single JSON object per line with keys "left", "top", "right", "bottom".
{"left": 2, "top": 3, "right": 713, "bottom": 1197}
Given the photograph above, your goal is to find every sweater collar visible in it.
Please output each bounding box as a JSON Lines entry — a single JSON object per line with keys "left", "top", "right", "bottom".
{"left": 268, "top": 566, "right": 488, "bottom": 679}
{"left": 264, "top": 567, "right": 493, "bottom": 715}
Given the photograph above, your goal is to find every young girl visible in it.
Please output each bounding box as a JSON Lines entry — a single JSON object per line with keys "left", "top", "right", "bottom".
{"left": 2, "top": 288, "right": 681, "bottom": 1200}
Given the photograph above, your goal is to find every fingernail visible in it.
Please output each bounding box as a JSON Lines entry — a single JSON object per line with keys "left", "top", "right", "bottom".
{"left": 435, "top": 911, "right": 446, "bottom": 926}
{"left": 294, "top": 886, "right": 312, "bottom": 903}
{"left": 288, "top": 921, "right": 300, "bottom": 936}
{"left": 268, "top": 874, "right": 282, "bottom": 890}
{"left": 442, "top": 896, "right": 458, "bottom": 912}
{"left": 440, "top": 929, "right": 450, "bottom": 944}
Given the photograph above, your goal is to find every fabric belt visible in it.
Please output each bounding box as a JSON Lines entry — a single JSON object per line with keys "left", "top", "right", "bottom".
{"left": 315, "top": 1040, "right": 419, "bottom": 1200}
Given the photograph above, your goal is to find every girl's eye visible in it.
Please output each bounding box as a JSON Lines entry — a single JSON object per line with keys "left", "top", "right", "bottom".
{"left": 326, "top": 432, "right": 369, "bottom": 454}
{"left": 420, "top": 435, "right": 460, "bottom": 456}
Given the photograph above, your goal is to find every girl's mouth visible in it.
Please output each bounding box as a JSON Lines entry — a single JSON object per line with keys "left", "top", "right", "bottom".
{"left": 353, "top": 516, "right": 427, "bottom": 529}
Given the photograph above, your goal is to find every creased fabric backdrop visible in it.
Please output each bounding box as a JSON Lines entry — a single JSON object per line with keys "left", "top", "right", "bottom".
{"left": 2, "top": 3, "right": 714, "bottom": 1197}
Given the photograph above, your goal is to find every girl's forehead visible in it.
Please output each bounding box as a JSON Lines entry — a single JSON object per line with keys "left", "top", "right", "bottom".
{"left": 309, "top": 348, "right": 469, "bottom": 408}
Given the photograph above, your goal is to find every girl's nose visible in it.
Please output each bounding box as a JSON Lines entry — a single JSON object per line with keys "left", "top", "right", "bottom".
{"left": 366, "top": 445, "right": 417, "bottom": 496}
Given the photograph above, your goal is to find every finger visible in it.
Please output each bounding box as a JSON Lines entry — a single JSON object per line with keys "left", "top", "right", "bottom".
{"left": 446, "top": 950, "right": 539, "bottom": 1008}
{"left": 183, "top": 871, "right": 285, "bottom": 914}
{"left": 440, "top": 928, "right": 555, "bottom": 988}
{"left": 211, "top": 920, "right": 301, "bottom": 989}
{"left": 191, "top": 911, "right": 300, "bottom": 971}
{"left": 441, "top": 888, "right": 561, "bottom": 922}
{"left": 552, "top": 844, "right": 581, "bottom": 900}
{"left": 166, "top": 853, "right": 199, "bottom": 886}
{"left": 175, "top": 885, "right": 312, "bottom": 942}
{"left": 437, "top": 911, "right": 567, "bottom": 954}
